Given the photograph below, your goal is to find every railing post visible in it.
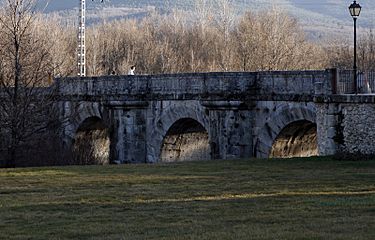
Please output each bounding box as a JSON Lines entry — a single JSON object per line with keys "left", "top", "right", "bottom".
{"left": 331, "top": 68, "right": 338, "bottom": 94}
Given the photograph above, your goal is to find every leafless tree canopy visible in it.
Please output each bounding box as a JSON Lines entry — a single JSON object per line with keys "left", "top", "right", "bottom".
{"left": 82, "top": 8, "right": 328, "bottom": 75}
{"left": 2, "top": 0, "right": 367, "bottom": 78}
{"left": 326, "top": 30, "right": 375, "bottom": 71}
{"left": 0, "top": 0, "right": 62, "bottom": 167}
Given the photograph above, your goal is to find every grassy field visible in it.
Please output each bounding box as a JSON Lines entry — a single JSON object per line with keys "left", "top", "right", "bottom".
{"left": 0, "top": 158, "right": 374, "bottom": 240}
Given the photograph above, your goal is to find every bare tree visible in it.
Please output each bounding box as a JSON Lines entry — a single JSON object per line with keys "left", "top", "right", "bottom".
{"left": 212, "top": 0, "right": 236, "bottom": 71}
{"left": 233, "top": 9, "right": 327, "bottom": 71}
{"left": 357, "top": 30, "right": 375, "bottom": 71}
{"left": 0, "top": 0, "right": 60, "bottom": 167}
{"left": 80, "top": 7, "right": 328, "bottom": 76}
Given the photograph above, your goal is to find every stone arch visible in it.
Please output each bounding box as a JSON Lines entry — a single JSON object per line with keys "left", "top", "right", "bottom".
{"left": 160, "top": 118, "right": 210, "bottom": 162}
{"left": 69, "top": 102, "right": 104, "bottom": 136}
{"left": 72, "top": 116, "right": 110, "bottom": 165}
{"left": 255, "top": 103, "right": 317, "bottom": 158}
{"left": 62, "top": 102, "right": 111, "bottom": 165}
{"left": 147, "top": 102, "right": 210, "bottom": 163}
{"left": 270, "top": 120, "right": 317, "bottom": 158}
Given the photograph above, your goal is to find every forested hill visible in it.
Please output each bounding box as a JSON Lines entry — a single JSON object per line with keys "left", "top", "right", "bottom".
{"left": 38, "top": 0, "right": 375, "bottom": 39}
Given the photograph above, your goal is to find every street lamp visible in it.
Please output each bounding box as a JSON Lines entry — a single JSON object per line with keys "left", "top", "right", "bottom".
{"left": 349, "top": 1, "right": 362, "bottom": 94}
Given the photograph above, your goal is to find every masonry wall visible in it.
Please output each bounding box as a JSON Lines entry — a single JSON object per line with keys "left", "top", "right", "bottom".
{"left": 56, "top": 70, "right": 327, "bottom": 99}
{"left": 52, "top": 70, "right": 343, "bottom": 166}
{"left": 340, "top": 104, "right": 375, "bottom": 154}
{"left": 108, "top": 104, "right": 147, "bottom": 164}
{"left": 315, "top": 103, "right": 339, "bottom": 156}
{"left": 56, "top": 71, "right": 333, "bottom": 164}
{"left": 316, "top": 95, "right": 375, "bottom": 156}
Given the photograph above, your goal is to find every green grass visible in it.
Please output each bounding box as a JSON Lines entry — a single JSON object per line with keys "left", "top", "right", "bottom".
{"left": 0, "top": 157, "right": 374, "bottom": 240}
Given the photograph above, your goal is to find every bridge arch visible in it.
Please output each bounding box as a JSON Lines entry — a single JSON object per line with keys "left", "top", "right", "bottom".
{"left": 255, "top": 104, "right": 317, "bottom": 158}
{"left": 72, "top": 116, "right": 110, "bottom": 165}
{"left": 270, "top": 120, "right": 317, "bottom": 158}
{"left": 147, "top": 103, "right": 211, "bottom": 163}
{"left": 69, "top": 103, "right": 104, "bottom": 134}
{"left": 64, "top": 102, "right": 111, "bottom": 165}
{"left": 160, "top": 118, "right": 210, "bottom": 162}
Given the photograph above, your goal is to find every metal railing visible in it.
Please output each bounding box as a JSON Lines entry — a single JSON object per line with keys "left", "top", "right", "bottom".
{"left": 337, "top": 70, "right": 375, "bottom": 94}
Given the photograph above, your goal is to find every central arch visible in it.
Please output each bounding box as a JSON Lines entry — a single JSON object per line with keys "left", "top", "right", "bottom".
{"left": 147, "top": 102, "right": 211, "bottom": 163}
{"left": 160, "top": 118, "right": 210, "bottom": 162}
{"left": 72, "top": 116, "right": 110, "bottom": 165}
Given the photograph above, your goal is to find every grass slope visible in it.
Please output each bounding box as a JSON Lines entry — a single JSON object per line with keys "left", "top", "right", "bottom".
{"left": 0, "top": 158, "right": 374, "bottom": 239}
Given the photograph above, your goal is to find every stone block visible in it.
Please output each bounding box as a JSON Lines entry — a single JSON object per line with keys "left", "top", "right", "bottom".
{"left": 327, "top": 127, "right": 336, "bottom": 138}
{"left": 326, "top": 115, "right": 338, "bottom": 127}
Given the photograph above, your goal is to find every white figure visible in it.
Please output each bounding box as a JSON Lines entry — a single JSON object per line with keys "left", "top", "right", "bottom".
{"left": 128, "top": 66, "right": 135, "bottom": 75}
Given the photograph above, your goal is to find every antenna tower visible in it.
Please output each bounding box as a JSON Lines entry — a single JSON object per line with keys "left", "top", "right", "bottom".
{"left": 78, "top": 0, "right": 86, "bottom": 77}
{"left": 78, "top": 0, "right": 104, "bottom": 77}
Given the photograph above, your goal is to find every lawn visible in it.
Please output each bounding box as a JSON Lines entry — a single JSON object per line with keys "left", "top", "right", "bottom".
{"left": 0, "top": 158, "right": 374, "bottom": 240}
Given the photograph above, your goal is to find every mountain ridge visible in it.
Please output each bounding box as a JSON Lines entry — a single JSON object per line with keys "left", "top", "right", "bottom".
{"left": 37, "top": 0, "right": 375, "bottom": 39}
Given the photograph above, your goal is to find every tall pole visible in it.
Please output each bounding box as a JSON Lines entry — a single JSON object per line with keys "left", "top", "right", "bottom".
{"left": 78, "top": 0, "right": 86, "bottom": 77}
{"left": 353, "top": 17, "right": 357, "bottom": 94}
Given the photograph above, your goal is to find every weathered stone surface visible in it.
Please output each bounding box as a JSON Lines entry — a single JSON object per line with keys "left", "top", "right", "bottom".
{"left": 339, "top": 104, "right": 375, "bottom": 155}
{"left": 253, "top": 101, "right": 317, "bottom": 158}
{"left": 50, "top": 70, "right": 375, "bottom": 165}
{"left": 146, "top": 100, "right": 210, "bottom": 163}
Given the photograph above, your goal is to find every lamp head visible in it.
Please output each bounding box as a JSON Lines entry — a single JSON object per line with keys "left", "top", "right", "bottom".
{"left": 349, "top": 1, "right": 362, "bottom": 18}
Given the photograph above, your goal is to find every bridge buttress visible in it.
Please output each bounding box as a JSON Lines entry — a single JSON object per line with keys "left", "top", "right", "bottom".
{"left": 315, "top": 103, "right": 340, "bottom": 156}
{"left": 202, "top": 101, "right": 254, "bottom": 160}
{"left": 107, "top": 101, "right": 148, "bottom": 164}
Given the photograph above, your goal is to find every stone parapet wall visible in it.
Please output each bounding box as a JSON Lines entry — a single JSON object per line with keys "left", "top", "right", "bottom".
{"left": 56, "top": 72, "right": 256, "bottom": 98}
{"left": 55, "top": 70, "right": 328, "bottom": 101}
{"left": 257, "top": 70, "right": 327, "bottom": 95}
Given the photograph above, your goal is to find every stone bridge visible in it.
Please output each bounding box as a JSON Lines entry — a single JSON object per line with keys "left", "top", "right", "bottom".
{"left": 56, "top": 69, "right": 375, "bottom": 164}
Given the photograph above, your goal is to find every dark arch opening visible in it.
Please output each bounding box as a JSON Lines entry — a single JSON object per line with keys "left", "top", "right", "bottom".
{"left": 72, "top": 117, "right": 110, "bottom": 165}
{"left": 270, "top": 120, "right": 318, "bottom": 158}
{"left": 160, "top": 118, "right": 211, "bottom": 162}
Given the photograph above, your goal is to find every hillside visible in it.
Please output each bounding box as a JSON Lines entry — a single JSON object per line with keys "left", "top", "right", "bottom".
{"left": 37, "top": 0, "right": 375, "bottom": 39}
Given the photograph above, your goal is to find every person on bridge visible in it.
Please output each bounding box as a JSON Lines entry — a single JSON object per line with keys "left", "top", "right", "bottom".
{"left": 128, "top": 66, "right": 136, "bottom": 75}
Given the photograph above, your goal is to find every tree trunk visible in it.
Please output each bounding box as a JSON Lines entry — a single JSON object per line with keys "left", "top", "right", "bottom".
{"left": 6, "top": 146, "right": 16, "bottom": 168}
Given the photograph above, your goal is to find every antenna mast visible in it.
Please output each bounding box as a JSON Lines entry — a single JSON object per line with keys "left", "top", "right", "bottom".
{"left": 78, "top": 0, "right": 86, "bottom": 77}
{"left": 78, "top": 0, "right": 104, "bottom": 77}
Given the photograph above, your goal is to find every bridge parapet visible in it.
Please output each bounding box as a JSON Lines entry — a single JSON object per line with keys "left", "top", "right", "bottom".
{"left": 56, "top": 72, "right": 257, "bottom": 99}
{"left": 256, "top": 70, "right": 329, "bottom": 95}
{"left": 55, "top": 70, "right": 331, "bottom": 101}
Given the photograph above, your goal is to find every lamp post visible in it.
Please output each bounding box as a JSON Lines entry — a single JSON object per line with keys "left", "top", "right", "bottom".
{"left": 349, "top": 1, "right": 362, "bottom": 94}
